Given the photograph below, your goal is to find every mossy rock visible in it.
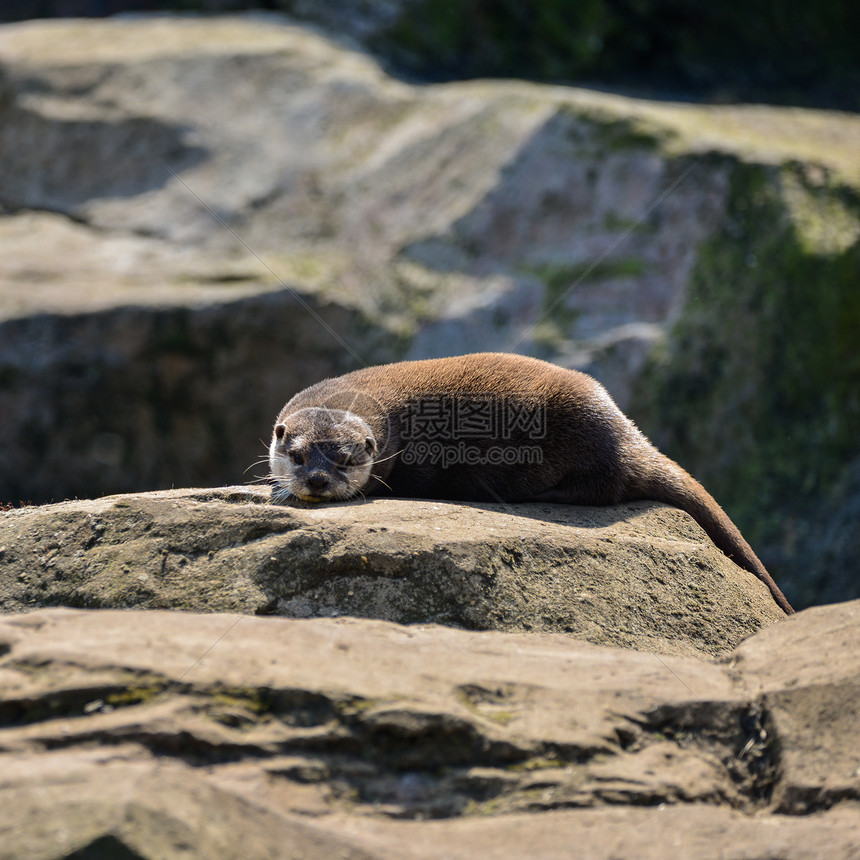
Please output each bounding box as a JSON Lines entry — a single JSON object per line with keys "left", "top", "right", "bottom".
{"left": 633, "top": 158, "right": 860, "bottom": 607}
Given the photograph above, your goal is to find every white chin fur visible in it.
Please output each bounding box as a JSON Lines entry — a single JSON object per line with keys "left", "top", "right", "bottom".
{"left": 268, "top": 453, "right": 371, "bottom": 504}
{"left": 270, "top": 478, "right": 360, "bottom": 504}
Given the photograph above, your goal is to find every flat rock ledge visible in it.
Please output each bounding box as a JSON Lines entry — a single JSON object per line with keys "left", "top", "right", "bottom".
{"left": 0, "top": 486, "right": 787, "bottom": 658}
{"left": 0, "top": 601, "right": 858, "bottom": 860}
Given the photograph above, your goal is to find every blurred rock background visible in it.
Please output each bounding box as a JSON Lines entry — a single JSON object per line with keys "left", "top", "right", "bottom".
{"left": 1, "top": 1, "right": 858, "bottom": 609}
{"left": 4, "top": 0, "right": 859, "bottom": 111}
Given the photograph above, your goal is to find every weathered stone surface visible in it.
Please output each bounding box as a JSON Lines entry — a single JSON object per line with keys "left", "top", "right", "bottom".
{"left": 0, "top": 291, "right": 371, "bottom": 505}
{"left": 0, "top": 486, "right": 785, "bottom": 658}
{"left": 0, "top": 14, "right": 855, "bottom": 858}
{"left": 729, "top": 602, "right": 860, "bottom": 816}
{"left": 0, "top": 14, "right": 743, "bottom": 361}
{"left": 0, "top": 601, "right": 857, "bottom": 859}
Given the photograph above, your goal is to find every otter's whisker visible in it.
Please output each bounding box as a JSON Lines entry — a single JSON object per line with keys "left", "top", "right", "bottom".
{"left": 243, "top": 459, "right": 273, "bottom": 475}
{"left": 246, "top": 475, "right": 275, "bottom": 485}
{"left": 370, "top": 474, "right": 394, "bottom": 494}
{"left": 369, "top": 448, "right": 404, "bottom": 467}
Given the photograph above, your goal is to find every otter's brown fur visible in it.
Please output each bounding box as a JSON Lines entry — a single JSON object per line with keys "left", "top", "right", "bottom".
{"left": 269, "top": 353, "right": 794, "bottom": 615}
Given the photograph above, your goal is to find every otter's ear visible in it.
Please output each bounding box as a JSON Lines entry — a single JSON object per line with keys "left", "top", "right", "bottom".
{"left": 274, "top": 424, "right": 289, "bottom": 441}
{"left": 365, "top": 436, "right": 377, "bottom": 455}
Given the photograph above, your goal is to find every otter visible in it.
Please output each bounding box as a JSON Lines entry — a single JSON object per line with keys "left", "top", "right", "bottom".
{"left": 269, "top": 353, "right": 794, "bottom": 615}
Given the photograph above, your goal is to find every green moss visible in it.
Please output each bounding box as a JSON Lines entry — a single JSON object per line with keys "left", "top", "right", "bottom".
{"left": 508, "top": 756, "right": 565, "bottom": 772}
{"left": 462, "top": 793, "right": 521, "bottom": 816}
{"left": 633, "top": 158, "right": 860, "bottom": 605}
{"left": 602, "top": 211, "right": 656, "bottom": 233}
{"left": 525, "top": 258, "right": 646, "bottom": 294}
{"left": 780, "top": 167, "right": 860, "bottom": 254}
{"left": 589, "top": 117, "right": 662, "bottom": 152}
{"left": 105, "top": 683, "right": 168, "bottom": 708}
{"left": 524, "top": 258, "right": 646, "bottom": 347}
{"left": 333, "top": 696, "right": 379, "bottom": 717}
{"left": 382, "top": 0, "right": 609, "bottom": 83}
{"left": 208, "top": 688, "right": 272, "bottom": 715}
{"left": 454, "top": 688, "right": 518, "bottom": 726}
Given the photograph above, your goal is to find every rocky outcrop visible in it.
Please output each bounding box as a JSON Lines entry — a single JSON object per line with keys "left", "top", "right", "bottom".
{"left": 0, "top": 486, "right": 786, "bottom": 658}
{"left": 0, "top": 16, "right": 855, "bottom": 858}
{"left": 0, "top": 287, "right": 368, "bottom": 504}
{"left": 0, "top": 599, "right": 857, "bottom": 859}
{"left": 632, "top": 161, "right": 860, "bottom": 608}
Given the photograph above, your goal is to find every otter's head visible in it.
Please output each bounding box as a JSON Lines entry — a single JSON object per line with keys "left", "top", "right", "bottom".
{"left": 269, "top": 407, "right": 377, "bottom": 504}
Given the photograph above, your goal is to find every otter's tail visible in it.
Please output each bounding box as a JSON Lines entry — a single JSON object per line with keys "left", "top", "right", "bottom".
{"left": 640, "top": 455, "right": 794, "bottom": 615}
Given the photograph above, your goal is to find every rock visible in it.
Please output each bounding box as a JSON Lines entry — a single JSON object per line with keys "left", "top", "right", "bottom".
{"left": 0, "top": 285, "right": 372, "bottom": 505}
{"left": 0, "top": 15, "right": 741, "bottom": 338}
{"left": 729, "top": 601, "right": 860, "bottom": 816}
{"left": 1, "top": 486, "right": 785, "bottom": 658}
{"left": 0, "top": 600, "right": 857, "bottom": 859}
{"left": 0, "top": 14, "right": 855, "bottom": 858}
{"left": 631, "top": 161, "right": 860, "bottom": 609}
{"left": 768, "top": 455, "right": 860, "bottom": 608}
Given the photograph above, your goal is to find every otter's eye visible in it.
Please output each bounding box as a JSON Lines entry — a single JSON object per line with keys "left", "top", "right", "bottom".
{"left": 334, "top": 456, "right": 351, "bottom": 470}
{"left": 289, "top": 451, "right": 305, "bottom": 465}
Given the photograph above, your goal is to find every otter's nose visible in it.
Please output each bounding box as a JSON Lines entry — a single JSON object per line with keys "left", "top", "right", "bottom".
{"left": 307, "top": 472, "right": 330, "bottom": 491}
